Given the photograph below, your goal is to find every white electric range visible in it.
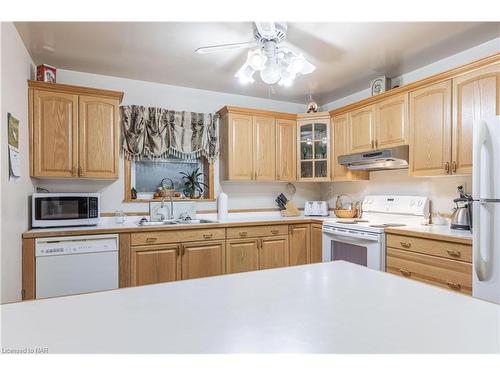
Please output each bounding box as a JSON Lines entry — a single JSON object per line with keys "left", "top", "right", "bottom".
{"left": 322, "top": 195, "right": 429, "bottom": 271}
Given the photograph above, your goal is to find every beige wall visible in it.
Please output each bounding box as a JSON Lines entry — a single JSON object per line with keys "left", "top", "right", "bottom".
{"left": 0, "top": 22, "right": 35, "bottom": 303}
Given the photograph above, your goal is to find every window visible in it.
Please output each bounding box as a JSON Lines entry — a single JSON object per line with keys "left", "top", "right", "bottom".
{"left": 124, "top": 157, "right": 214, "bottom": 201}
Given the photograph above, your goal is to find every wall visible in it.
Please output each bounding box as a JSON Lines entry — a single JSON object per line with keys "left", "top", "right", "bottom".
{"left": 35, "top": 69, "right": 321, "bottom": 214}
{"left": 0, "top": 22, "right": 35, "bottom": 303}
{"left": 319, "top": 37, "right": 499, "bottom": 219}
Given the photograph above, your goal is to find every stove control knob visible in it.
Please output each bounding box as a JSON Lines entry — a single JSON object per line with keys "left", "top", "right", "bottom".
{"left": 417, "top": 200, "right": 423, "bottom": 207}
{"left": 409, "top": 200, "right": 415, "bottom": 206}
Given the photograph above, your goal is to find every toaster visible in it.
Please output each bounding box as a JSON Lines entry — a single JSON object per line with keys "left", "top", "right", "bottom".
{"left": 304, "top": 201, "right": 329, "bottom": 216}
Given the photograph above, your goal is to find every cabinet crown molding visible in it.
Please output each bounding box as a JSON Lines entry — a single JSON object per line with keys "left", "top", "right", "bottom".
{"left": 28, "top": 80, "right": 124, "bottom": 102}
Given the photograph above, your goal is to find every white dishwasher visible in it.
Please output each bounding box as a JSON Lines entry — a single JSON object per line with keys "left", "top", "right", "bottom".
{"left": 35, "top": 234, "right": 119, "bottom": 299}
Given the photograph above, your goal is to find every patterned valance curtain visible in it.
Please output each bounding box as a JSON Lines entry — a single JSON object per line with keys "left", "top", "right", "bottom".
{"left": 120, "top": 105, "right": 219, "bottom": 162}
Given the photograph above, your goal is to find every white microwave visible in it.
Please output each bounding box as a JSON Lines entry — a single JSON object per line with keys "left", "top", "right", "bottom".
{"left": 32, "top": 193, "right": 100, "bottom": 228}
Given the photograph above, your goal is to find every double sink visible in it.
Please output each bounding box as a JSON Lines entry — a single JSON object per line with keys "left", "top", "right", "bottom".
{"left": 137, "top": 218, "right": 217, "bottom": 227}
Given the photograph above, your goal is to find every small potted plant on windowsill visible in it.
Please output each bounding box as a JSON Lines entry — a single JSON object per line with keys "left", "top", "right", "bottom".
{"left": 180, "top": 168, "right": 208, "bottom": 199}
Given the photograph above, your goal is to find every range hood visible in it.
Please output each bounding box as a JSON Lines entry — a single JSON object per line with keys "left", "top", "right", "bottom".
{"left": 338, "top": 145, "right": 409, "bottom": 171}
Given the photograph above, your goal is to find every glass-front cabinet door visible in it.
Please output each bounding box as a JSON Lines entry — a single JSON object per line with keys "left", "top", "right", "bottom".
{"left": 297, "top": 114, "right": 330, "bottom": 181}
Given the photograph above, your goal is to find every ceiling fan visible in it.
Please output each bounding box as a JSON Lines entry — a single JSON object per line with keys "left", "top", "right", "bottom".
{"left": 195, "top": 22, "right": 316, "bottom": 87}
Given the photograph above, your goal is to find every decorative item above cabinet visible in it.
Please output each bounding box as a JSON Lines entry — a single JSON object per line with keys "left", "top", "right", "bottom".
{"left": 28, "top": 81, "right": 123, "bottom": 179}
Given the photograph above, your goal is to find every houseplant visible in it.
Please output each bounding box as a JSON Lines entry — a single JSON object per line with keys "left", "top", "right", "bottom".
{"left": 180, "top": 168, "right": 208, "bottom": 199}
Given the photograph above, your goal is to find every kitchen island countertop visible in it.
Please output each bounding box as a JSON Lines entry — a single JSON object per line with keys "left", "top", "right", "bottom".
{"left": 1, "top": 261, "right": 498, "bottom": 353}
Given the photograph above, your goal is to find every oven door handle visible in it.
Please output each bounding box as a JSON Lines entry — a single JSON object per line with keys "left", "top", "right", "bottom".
{"left": 323, "top": 228, "right": 380, "bottom": 242}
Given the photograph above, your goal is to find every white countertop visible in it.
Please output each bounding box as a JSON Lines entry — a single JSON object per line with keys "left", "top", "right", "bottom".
{"left": 24, "top": 212, "right": 333, "bottom": 235}
{"left": 390, "top": 224, "right": 473, "bottom": 241}
{"left": 1, "top": 261, "right": 498, "bottom": 353}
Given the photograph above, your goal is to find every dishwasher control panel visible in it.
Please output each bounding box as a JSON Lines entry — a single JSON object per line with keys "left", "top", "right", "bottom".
{"left": 35, "top": 234, "right": 119, "bottom": 256}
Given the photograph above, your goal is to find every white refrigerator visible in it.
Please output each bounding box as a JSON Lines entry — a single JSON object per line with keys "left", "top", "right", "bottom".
{"left": 473, "top": 116, "right": 500, "bottom": 304}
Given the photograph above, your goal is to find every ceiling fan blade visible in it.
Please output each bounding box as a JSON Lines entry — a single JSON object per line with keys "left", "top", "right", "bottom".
{"left": 195, "top": 41, "right": 256, "bottom": 54}
{"left": 254, "top": 22, "right": 276, "bottom": 40}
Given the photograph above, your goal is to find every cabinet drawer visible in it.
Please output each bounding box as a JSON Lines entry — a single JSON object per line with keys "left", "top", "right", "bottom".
{"left": 226, "top": 225, "right": 288, "bottom": 239}
{"left": 131, "top": 228, "right": 225, "bottom": 246}
{"left": 387, "top": 248, "right": 472, "bottom": 295}
{"left": 387, "top": 234, "right": 472, "bottom": 263}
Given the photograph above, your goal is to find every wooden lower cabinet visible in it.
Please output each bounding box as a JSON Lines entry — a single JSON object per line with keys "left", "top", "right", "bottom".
{"left": 226, "top": 239, "right": 259, "bottom": 274}
{"left": 387, "top": 248, "right": 472, "bottom": 295}
{"left": 259, "top": 236, "right": 289, "bottom": 270}
{"left": 181, "top": 240, "right": 225, "bottom": 280}
{"left": 289, "top": 224, "right": 310, "bottom": 266}
{"left": 131, "top": 245, "right": 181, "bottom": 287}
{"left": 310, "top": 224, "right": 323, "bottom": 263}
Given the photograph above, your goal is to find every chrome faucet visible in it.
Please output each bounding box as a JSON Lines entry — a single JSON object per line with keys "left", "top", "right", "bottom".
{"left": 161, "top": 194, "right": 174, "bottom": 220}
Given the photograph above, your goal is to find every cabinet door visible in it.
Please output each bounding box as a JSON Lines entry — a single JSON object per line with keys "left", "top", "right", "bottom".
{"left": 32, "top": 90, "right": 78, "bottom": 177}
{"left": 181, "top": 240, "right": 225, "bottom": 280}
{"left": 289, "top": 224, "right": 310, "bottom": 266}
{"left": 79, "top": 96, "right": 119, "bottom": 178}
{"left": 227, "top": 114, "right": 254, "bottom": 180}
{"left": 310, "top": 224, "right": 323, "bottom": 263}
{"left": 131, "top": 245, "right": 180, "bottom": 286}
{"left": 226, "top": 239, "right": 259, "bottom": 274}
{"left": 452, "top": 63, "right": 500, "bottom": 175}
{"left": 331, "top": 115, "right": 370, "bottom": 181}
{"left": 375, "top": 93, "right": 409, "bottom": 148}
{"left": 348, "top": 105, "right": 375, "bottom": 153}
{"left": 409, "top": 80, "right": 452, "bottom": 176}
{"left": 276, "top": 118, "right": 297, "bottom": 181}
{"left": 253, "top": 116, "right": 276, "bottom": 180}
{"left": 259, "top": 236, "right": 289, "bottom": 270}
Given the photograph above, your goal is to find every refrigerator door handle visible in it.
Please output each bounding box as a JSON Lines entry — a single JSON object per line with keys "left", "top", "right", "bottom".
{"left": 473, "top": 202, "right": 493, "bottom": 281}
{"left": 472, "top": 119, "right": 487, "bottom": 198}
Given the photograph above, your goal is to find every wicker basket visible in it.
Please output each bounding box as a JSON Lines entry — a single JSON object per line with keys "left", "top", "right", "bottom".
{"left": 333, "top": 208, "right": 358, "bottom": 218}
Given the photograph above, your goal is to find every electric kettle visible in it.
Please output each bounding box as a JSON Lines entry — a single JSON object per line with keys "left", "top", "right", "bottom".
{"left": 450, "top": 186, "right": 472, "bottom": 231}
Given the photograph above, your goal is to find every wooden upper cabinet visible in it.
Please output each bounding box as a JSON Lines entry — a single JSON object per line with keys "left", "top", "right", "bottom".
{"left": 452, "top": 63, "right": 500, "bottom": 175}
{"left": 409, "top": 80, "right": 452, "bottom": 176}
{"left": 181, "top": 240, "right": 225, "bottom": 280}
{"left": 131, "top": 245, "right": 181, "bottom": 287}
{"left": 374, "top": 93, "right": 409, "bottom": 149}
{"left": 297, "top": 114, "right": 330, "bottom": 181}
{"left": 31, "top": 90, "right": 78, "bottom": 177}
{"left": 29, "top": 81, "right": 123, "bottom": 179}
{"left": 276, "top": 118, "right": 297, "bottom": 181}
{"left": 226, "top": 113, "right": 254, "bottom": 180}
{"left": 259, "top": 236, "right": 289, "bottom": 270}
{"left": 226, "top": 239, "right": 259, "bottom": 274}
{"left": 310, "top": 224, "right": 323, "bottom": 264}
{"left": 79, "top": 96, "right": 119, "bottom": 178}
{"left": 348, "top": 105, "right": 375, "bottom": 153}
{"left": 331, "top": 114, "right": 369, "bottom": 181}
{"left": 289, "top": 224, "right": 310, "bottom": 266}
{"left": 253, "top": 116, "right": 276, "bottom": 180}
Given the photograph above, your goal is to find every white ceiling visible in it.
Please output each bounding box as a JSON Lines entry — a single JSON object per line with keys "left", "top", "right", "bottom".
{"left": 15, "top": 22, "right": 500, "bottom": 105}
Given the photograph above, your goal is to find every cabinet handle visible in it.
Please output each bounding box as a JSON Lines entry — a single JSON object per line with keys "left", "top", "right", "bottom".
{"left": 203, "top": 233, "right": 213, "bottom": 239}
{"left": 399, "top": 268, "right": 411, "bottom": 277}
{"left": 375, "top": 139, "right": 378, "bottom": 148}
{"left": 371, "top": 139, "right": 375, "bottom": 149}
{"left": 146, "top": 237, "right": 157, "bottom": 243}
{"left": 78, "top": 166, "right": 84, "bottom": 177}
{"left": 444, "top": 162, "right": 450, "bottom": 174}
{"left": 176, "top": 245, "right": 180, "bottom": 257}
{"left": 72, "top": 166, "right": 77, "bottom": 176}
{"left": 289, "top": 225, "right": 294, "bottom": 234}
{"left": 239, "top": 231, "right": 248, "bottom": 237}
{"left": 446, "top": 249, "right": 461, "bottom": 257}
{"left": 400, "top": 241, "right": 412, "bottom": 248}
{"left": 447, "top": 281, "right": 461, "bottom": 290}
{"left": 180, "top": 244, "right": 185, "bottom": 256}
{"left": 258, "top": 239, "right": 263, "bottom": 249}
{"left": 451, "top": 161, "right": 457, "bottom": 173}
{"left": 271, "top": 229, "right": 279, "bottom": 235}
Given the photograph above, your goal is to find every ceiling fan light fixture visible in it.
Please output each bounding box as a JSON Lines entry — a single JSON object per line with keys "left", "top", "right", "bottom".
{"left": 289, "top": 54, "right": 306, "bottom": 74}
{"left": 235, "top": 63, "right": 256, "bottom": 84}
{"left": 247, "top": 49, "right": 267, "bottom": 71}
{"left": 260, "top": 60, "right": 281, "bottom": 85}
